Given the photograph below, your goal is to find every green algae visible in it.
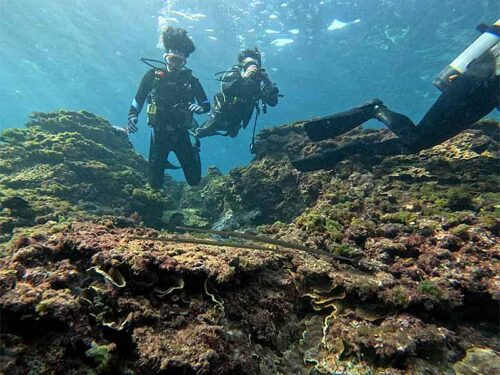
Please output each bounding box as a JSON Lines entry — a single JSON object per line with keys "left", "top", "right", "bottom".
{"left": 417, "top": 280, "right": 444, "bottom": 300}
{"left": 450, "top": 224, "right": 470, "bottom": 239}
{"left": 27, "top": 359, "right": 49, "bottom": 375}
{"left": 295, "top": 208, "right": 344, "bottom": 241}
{"left": 381, "top": 211, "right": 418, "bottom": 225}
{"left": 453, "top": 347, "right": 500, "bottom": 375}
{"left": 445, "top": 186, "right": 474, "bottom": 211}
{"left": 85, "top": 342, "right": 114, "bottom": 375}
{"left": 330, "top": 243, "right": 360, "bottom": 259}
{"left": 0, "top": 110, "right": 176, "bottom": 241}
{"left": 382, "top": 286, "right": 412, "bottom": 308}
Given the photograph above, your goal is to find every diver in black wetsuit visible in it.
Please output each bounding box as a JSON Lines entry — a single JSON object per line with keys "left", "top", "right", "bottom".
{"left": 195, "top": 48, "right": 280, "bottom": 139}
{"left": 292, "top": 25, "right": 499, "bottom": 172}
{"left": 126, "top": 27, "right": 210, "bottom": 188}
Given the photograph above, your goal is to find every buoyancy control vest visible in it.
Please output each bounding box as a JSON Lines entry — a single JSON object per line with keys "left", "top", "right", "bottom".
{"left": 147, "top": 69, "right": 196, "bottom": 130}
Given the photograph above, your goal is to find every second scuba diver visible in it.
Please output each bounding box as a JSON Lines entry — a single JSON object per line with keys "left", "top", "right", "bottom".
{"left": 292, "top": 20, "right": 500, "bottom": 172}
{"left": 195, "top": 48, "right": 280, "bottom": 141}
{"left": 126, "top": 27, "right": 211, "bottom": 188}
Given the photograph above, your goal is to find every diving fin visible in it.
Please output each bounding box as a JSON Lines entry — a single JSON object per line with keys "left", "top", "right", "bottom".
{"left": 292, "top": 137, "right": 410, "bottom": 172}
{"left": 291, "top": 152, "right": 334, "bottom": 172}
{"left": 303, "top": 115, "right": 357, "bottom": 141}
{"left": 303, "top": 99, "right": 384, "bottom": 141}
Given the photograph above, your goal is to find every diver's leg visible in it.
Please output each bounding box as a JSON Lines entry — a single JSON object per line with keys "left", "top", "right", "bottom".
{"left": 195, "top": 94, "right": 227, "bottom": 138}
{"left": 304, "top": 99, "right": 384, "bottom": 141}
{"left": 411, "top": 74, "right": 499, "bottom": 150}
{"left": 373, "top": 107, "right": 418, "bottom": 147}
{"left": 195, "top": 113, "right": 225, "bottom": 138}
{"left": 174, "top": 131, "right": 201, "bottom": 186}
{"left": 292, "top": 138, "right": 409, "bottom": 172}
{"left": 148, "top": 128, "right": 168, "bottom": 189}
{"left": 195, "top": 116, "right": 217, "bottom": 138}
{"left": 227, "top": 121, "right": 241, "bottom": 138}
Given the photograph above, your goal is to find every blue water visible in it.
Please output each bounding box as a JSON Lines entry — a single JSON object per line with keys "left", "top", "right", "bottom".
{"left": 0, "top": 0, "right": 498, "bottom": 178}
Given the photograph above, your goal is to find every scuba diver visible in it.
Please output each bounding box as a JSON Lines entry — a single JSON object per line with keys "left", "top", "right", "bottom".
{"left": 194, "top": 48, "right": 280, "bottom": 146}
{"left": 126, "top": 27, "right": 210, "bottom": 188}
{"left": 292, "top": 20, "right": 500, "bottom": 172}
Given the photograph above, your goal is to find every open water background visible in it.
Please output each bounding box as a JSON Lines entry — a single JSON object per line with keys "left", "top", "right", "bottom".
{"left": 0, "top": 0, "right": 498, "bottom": 177}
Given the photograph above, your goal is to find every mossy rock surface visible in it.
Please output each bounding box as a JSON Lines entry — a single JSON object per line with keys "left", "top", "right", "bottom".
{"left": 0, "top": 111, "right": 498, "bottom": 374}
{"left": 0, "top": 110, "right": 176, "bottom": 241}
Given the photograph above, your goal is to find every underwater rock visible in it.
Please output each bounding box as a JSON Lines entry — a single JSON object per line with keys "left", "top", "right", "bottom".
{"left": 173, "top": 152, "right": 326, "bottom": 229}
{"left": 0, "top": 113, "right": 498, "bottom": 374}
{"left": 453, "top": 347, "right": 500, "bottom": 375}
{"left": 1, "top": 196, "right": 30, "bottom": 210}
{"left": 1, "top": 219, "right": 495, "bottom": 374}
{"left": 0, "top": 110, "right": 178, "bottom": 241}
{"left": 0, "top": 221, "right": 306, "bottom": 374}
{"left": 204, "top": 121, "right": 497, "bottom": 234}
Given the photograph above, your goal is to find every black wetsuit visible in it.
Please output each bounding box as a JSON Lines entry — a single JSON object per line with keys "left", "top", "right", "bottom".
{"left": 129, "top": 68, "right": 210, "bottom": 187}
{"left": 196, "top": 68, "right": 279, "bottom": 138}
{"left": 293, "top": 48, "right": 499, "bottom": 172}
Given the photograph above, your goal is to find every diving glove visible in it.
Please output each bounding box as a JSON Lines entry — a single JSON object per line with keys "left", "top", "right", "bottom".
{"left": 263, "top": 84, "right": 279, "bottom": 97}
{"left": 127, "top": 115, "right": 138, "bottom": 133}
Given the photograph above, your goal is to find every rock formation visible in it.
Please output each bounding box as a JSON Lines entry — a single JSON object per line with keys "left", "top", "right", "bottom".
{"left": 0, "top": 111, "right": 498, "bottom": 374}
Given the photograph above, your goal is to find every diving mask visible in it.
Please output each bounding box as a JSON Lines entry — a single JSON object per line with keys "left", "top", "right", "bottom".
{"left": 164, "top": 52, "right": 187, "bottom": 70}
{"left": 241, "top": 57, "right": 261, "bottom": 71}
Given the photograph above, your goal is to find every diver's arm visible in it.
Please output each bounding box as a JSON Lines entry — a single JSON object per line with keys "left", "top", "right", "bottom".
{"left": 192, "top": 77, "right": 211, "bottom": 113}
{"left": 128, "top": 69, "right": 155, "bottom": 117}
{"left": 261, "top": 72, "right": 279, "bottom": 107}
{"left": 462, "top": 47, "right": 498, "bottom": 80}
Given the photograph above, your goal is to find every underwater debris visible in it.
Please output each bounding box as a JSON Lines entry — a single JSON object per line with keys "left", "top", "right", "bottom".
{"left": 176, "top": 226, "right": 358, "bottom": 264}
{"left": 129, "top": 234, "right": 275, "bottom": 252}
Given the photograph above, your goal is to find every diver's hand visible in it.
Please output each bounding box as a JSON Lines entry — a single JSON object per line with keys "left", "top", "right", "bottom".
{"left": 127, "top": 115, "right": 138, "bottom": 133}
{"left": 242, "top": 65, "right": 259, "bottom": 79}
{"left": 189, "top": 103, "right": 205, "bottom": 114}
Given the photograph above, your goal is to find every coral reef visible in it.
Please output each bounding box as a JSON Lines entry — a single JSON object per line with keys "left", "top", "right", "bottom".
{"left": 0, "top": 110, "right": 178, "bottom": 242}
{"left": 174, "top": 119, "right": 500, "bottom": 372}
{"left": 0, "top": 111, "right": 498, "bottom": 374}
{"left": 0, "top": 220, "right": 308, "bottom": 374}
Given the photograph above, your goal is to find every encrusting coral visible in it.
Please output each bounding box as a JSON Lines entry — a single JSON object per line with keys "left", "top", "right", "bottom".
{"left": 0, "top": 111, "right": 498, "bottom": 374}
